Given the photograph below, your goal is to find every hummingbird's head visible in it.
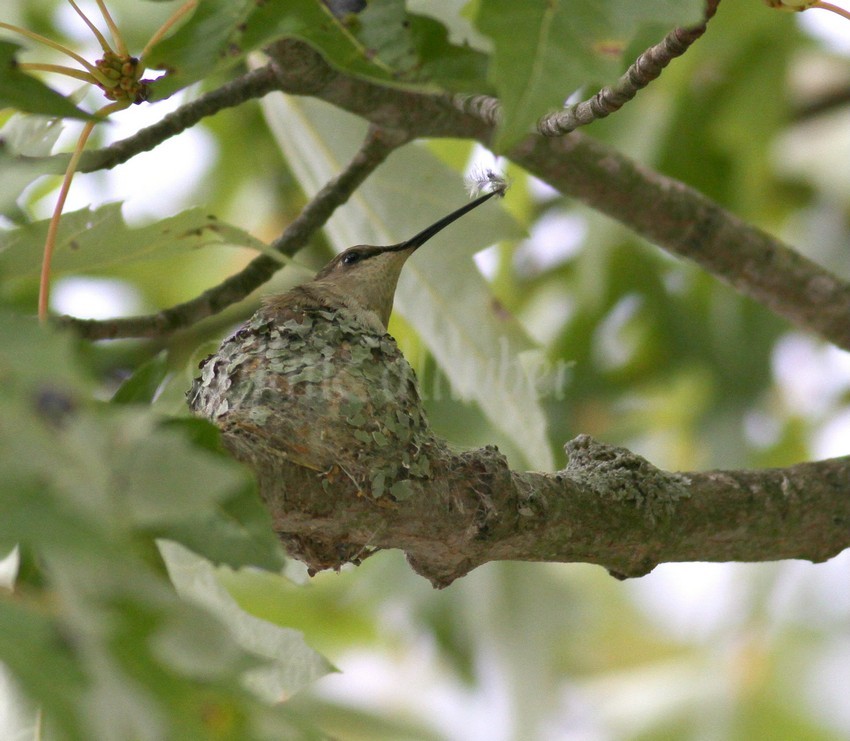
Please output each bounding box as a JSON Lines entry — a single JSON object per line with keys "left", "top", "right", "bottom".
{"left": 310, "top": 188, "right": 503, "bottom": 330}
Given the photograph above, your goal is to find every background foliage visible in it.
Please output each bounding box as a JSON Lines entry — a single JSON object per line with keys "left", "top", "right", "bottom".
{"left": 1, "top": 0, "right": 849, "bottom": 738}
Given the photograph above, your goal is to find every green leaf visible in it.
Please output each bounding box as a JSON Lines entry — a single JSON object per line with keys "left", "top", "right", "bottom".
{"left": 160, "top": 541, "right": 334, "bottom": 702}
{"left": 351, "top": 0, "right": 488, "bottom": 90}
{"left": 160, "top": 415, "right": 228, "bottom": 453}
{"left": 111, "top": 350, "right": 170, "bottom": 405}
{"left": 260, "top": 92, "right": 555, "bottom": 470}
{"left": 145, "top": 0, "right": 388, "bottom": 100}
{"left": 0, "top": 203, "right": 274, "bottom": 280}
{"left": 0, "top": 111, "right": 64, "bottom": 157}
{"left": 0, "top": 40, "right": 95, "bottom": 120}
{"left": 145, "top": 0, "right": 487, "bottom": 101}
{"left": 474, "top": 0, "right": 704, "bottom": 150}
{"left": 0, "top": 309, "right": 284, "bottom": 567}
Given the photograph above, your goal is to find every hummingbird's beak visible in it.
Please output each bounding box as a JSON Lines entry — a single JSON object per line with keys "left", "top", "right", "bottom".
{"left": 388, "top": 189, "right": 502, "bottom": 253}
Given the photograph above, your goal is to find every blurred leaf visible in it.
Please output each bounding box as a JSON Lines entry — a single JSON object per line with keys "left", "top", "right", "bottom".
{"left": 111, "top": 350, "right": 170, "bottom": 404}
{"left": 160, "top": 541, "right": 334, "bottom": 703}
{"left": 218, "top": 566, "right": 378, "bottom": 652}
{"left": 154, "top": 474, "right": 288, "bottom": 572}
{"left": 0, "top": 203, "right": 274, "bottom": 280}
{"left": 0, "top": 309, "right": 319, "bottom": 737}
{"left": 0, "top": 40, "right": 95, "bottom": 120}
{"left": 0, "top": 597, "right": 86, "bottom": 735}
{"left": 474, "top": 0, "right": 703, "bottom": 150}
{"left": 160, "top": 415, "right": 229, "bottom": 453}
{"left": 0, "top": 148, "right": 52, "bottom": 218}
{"left": 653, "top": 1, "right": 797, "bottom": 217}
{"left": 0, "top": 111, "right": 63, "bottom": 156}
{"left": 260, "top": 92, "right": 554, "bottom": 470}
{"left": 0, "top": 113, "right": 66, "bottom": 218}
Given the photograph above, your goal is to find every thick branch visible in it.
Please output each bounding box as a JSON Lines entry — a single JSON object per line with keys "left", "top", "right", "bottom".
{"left": 514, "top": 135, "right": 850, "bottom": 352}
{"left": 225, "top": 426, "right": 850, "bottom": 587}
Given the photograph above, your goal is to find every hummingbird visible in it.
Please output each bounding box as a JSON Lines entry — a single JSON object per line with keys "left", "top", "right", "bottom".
{"left": 187, "top": 186, "right": 504, "bottom": 503}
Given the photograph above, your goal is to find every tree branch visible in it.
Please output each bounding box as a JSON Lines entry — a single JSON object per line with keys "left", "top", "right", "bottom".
{"left": 58, "top": 125, "right": 408, "bottom": 339}
{"left": 82, "top": 65, "right": 282, "bottom": 173}
{"left": 262, "top": 39, "right": 850, "bottom": 353}
{"left": 223, "top": 417, "right": 850, "bottom": 588}
{"left": 52, "top": 17, "right": 850, "bottom": 350}
{"left": 539, "top": 0, "right": 719, "bottom": 135}
{"left": 14, "top": 66, "right": 283, "bottom": 178}
{"left": 514, "top": 134, "right": 850, "bottom": 352}
{"left": 188, "top": 299, "right": 850, "bottom": 586}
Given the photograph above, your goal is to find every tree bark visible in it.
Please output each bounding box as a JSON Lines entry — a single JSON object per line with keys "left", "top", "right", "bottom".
{"left": 223, "top": 422, "right": 850, "bottom": 587}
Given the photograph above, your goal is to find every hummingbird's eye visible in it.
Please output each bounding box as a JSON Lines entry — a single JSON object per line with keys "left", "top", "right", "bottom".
{"left": 342, "top": 250, "right": 362, "bottom": 266}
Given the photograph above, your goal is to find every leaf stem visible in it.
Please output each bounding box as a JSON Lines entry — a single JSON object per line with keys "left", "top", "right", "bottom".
{"left": 38, "top": 100, "right": 128, "bottom": 322}
{"left": 94, "top": 0, "right": 128, "bottom": 57}
{"left": 66, "top": 0, "right": 113, "bottom": 55}
{"left": 18, "top": 62, "right": 97, "bottom": 85}
{"left": 0, "top": 20, "right": 101, "bottom": 77}
{"left": 812, "top": 1, "right": 850, "bottom": 20}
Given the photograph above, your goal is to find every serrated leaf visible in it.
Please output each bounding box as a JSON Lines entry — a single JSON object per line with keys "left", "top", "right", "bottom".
{"left": 145, "top": 0, "right": 391, "bottom": 100}
{"left": 474, "top": 0, "right": 704, "bottom": 150}
{"left": 0, "top": 203, "right": 274, "bottom": 280}
{"left": 260, "top": 92, "right": 555, "bottom": 470}
{"left": 160, "top": 541, "right": 334, "bottom": 702}
{"left": 0, "top": 311, "right": 283, "bottom": 569}
{"left": 353, "top": 0, "right": 488, "bottom": 90}
{"left": 0, "top": 40, "right": 95, "bottom": 120}
{"left": 145, "top": 0, "right": 486, "bottom": 101}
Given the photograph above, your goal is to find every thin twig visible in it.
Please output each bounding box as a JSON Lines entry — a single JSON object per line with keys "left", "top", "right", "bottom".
{"left": 13, "top": 65, "right": 282, "bottom": 179}
{"left": 59, "top": 126, "right": 408, "bottom": 339}
{"left": 792, "top": 86, "right": 850, "bottom": 121}
{"left": 538, "top": 0, "right": 719, "bottom": 136}
{"left": 451, "top": 0, "right": 719, "bottom": 137}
